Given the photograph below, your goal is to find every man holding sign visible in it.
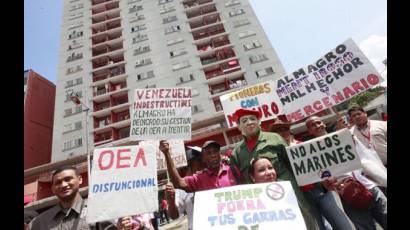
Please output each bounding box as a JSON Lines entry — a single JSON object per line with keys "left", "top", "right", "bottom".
{"left": 303, "top": 116, "right": 387, "bottom": 230}
{"left": 159, "top": 140, "right": 237, "bottom": 192}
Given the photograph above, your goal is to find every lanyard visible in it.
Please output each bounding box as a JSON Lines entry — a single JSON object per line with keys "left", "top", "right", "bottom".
{"left": 358, "top": 122, "right": 373, "bottom": 148}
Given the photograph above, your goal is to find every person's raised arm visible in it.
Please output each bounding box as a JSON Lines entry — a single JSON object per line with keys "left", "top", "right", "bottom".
{"left": 165, "top": 183, "right": 180, "bottom": 220}
{"left": 159, "top": 140, "right": 189, "bottom": 191}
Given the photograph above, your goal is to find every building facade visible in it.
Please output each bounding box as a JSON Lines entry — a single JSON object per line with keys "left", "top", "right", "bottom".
{"left": 24, "top": 70, "right": 56, "bottom": 170}
{"left": 52, "top": 0, "right": 287, "bottom": 162}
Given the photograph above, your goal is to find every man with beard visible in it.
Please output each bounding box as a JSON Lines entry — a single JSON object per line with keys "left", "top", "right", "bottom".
{"left": 29, "top": 165, "right": 116, "bottom": 230}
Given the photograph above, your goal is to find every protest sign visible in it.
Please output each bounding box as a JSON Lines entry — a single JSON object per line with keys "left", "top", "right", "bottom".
{"left": 130, "top": 87, "right": 192, "bottom": 140}
{"left": 139, "top": 139, "right": 187, "bottom": 171}
{"left": 87, "top": 145, "right": 158, "bottom": 223}
{"left": 220, "top": 80, "right": 281, "bottom": 128}
{"left": 285, "top": 129, "right": 362, "bottom": 186}
{"left": 193, "top": 181, "right": 306, "bottom": 230}
{"left": 274, "top": 38, "right": 382, "bottom": 122}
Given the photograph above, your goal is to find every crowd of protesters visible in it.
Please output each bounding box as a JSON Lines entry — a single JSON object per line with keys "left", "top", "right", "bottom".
{"left": 26, "top": 104, "right": 387, "bottom": 230}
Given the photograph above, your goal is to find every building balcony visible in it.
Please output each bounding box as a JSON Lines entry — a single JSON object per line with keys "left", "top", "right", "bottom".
{"left": 92, "top": 54, "right": 124, "bottom": 70}
{"left": 93, "top": 81, "right": 127, "bottom": 96}
{"left": 200, "top": 47, "right": 236, "bottom": 66}
{"left": 209, "top": 76, "right": 247, "bottom": 96}
{"left": 94, "top": 131, "right": 113, "bottom": 146}
{"left": 93, "top": 83, "right": 128, "bottom": 104}
{"left": 204, "top": 59, "right": 241, "bottom": 80}
{"left": 92, "top": 19, "right": 121, "bottom": 35}
{"left": 94, "top": 110, "right": 130, "bottom": 133}
{"left": 192, "top": 24, "right": 225, "bottom": 41}
{"left": 92, "top": 1, "right": 119, "bottom": 14}
{"left": 186, "top": 3, "right": 217, "bottom": 19}
{"left": 92, "top": 30, "right": 122, "bottom": 46}
{"left": 189, "top": 13, "right": 221, "bottom": 30}
{"left": 93, "top": 95, "right": 129, "bottom": 113}
{"left": 92, "top": 0, "right": 117, "bottom": 6}
{"left": 92, "top": 42, "right": 123, "bottom": 57}
{"left": 92, "top": 8, "right": 120, "bottom": 24}
{"left": 183, "top": 0, "right": 213, "bottom": 10}
{"left": 92, "top": 64, "right": 125, "bottom": 82}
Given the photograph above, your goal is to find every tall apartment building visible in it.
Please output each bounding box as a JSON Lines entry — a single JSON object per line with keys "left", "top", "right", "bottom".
{"left": 24, "top": 70, "right": 55, "bottom": 170}
{"left": 52, "top": 0, "right": 287, "bottom": 162}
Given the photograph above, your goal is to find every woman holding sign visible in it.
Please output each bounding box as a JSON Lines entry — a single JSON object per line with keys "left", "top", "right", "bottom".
{"left": 248, "top": 156, "right": 320, "bottom": 230}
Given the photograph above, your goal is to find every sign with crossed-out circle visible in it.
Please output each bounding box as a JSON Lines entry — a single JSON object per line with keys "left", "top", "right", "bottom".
{"left": 265, "top": 182, "right": 285, "bottom": 200}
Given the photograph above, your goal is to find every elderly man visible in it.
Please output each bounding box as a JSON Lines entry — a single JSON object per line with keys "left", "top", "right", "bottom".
{"left": 306, "top": 116, "right": 387, "bottom": 230}
{"left": 29, "top": 165, "right": 116, "bottom": 230}
{"left": 159, "top": 140, "right": 237, "bottom": 192}
{"left": 348, "top": 104, "right": 387, "bottom": 166}
{"left": 229, "top": 108, "right": 320, "bottom": 230}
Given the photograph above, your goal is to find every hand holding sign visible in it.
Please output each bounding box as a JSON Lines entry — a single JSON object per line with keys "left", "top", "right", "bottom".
{"left": 159, "top": 140, "right": 171, "bottom": 156}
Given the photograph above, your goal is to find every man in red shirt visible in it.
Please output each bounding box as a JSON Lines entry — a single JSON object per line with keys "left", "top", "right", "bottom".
{"left": 159, "top": 140, "right": 238, "bottom": 192}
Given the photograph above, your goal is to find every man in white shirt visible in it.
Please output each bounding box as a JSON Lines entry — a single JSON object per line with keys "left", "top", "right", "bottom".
{"left": 348, "top": 104, "right": 387, "bottom": 167}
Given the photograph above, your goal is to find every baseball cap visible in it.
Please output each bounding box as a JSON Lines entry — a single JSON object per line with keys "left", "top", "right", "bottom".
{"left": 201, "top": 140, "right": 221, "bottom": 151}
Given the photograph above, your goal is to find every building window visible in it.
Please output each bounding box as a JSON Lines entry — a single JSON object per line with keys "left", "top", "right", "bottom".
{"left": 233, "top": 19, "right": 250, "bottom": 28}
{"left": 64, "top": 108, "right": 73, "bottom": 117}
{"left": 65, "top": 91, "right": 82, "bottom": 102}
{"left": 69, "top": 3, "right": 84, "bottom": 11}
{"left": 159, "top": 5, "right": 175, "bottom": 14}
{"left": 249, "top": 54, "right": 268, "bottom": 64}
{"left": 192, "top": 104, "right": 203, "bottom": 114}
{"left": 135, "top": 58, "right": 152, "bottom": 68}
{"left": 165, "top": 25, "right": 181, "bottom": 34}
{"left": 229, "top": 8, "right": 245, "bottom": 17}
{"left": 167, "top": 37, "right": 184, "bottom": 46}
{"left": 169, "top": 48, "right": 187, "bottom": 58}
{"left": 129, "top": 5, "right": 143, "bottom": 13}
{"left": 75, "top": 77, "right": 83, "bottom": 85}
{"left": 131, "top": 24, "right": 146, "bottom": 33}
{"left": 130, "top": 15, "right": 145, "bottom": 23}
{"left": 68, "top": 30, "right": 83, "bottom": 40}
{"left": 163, "top": 15, "right": 178, "bottom": 24}
{"left": 66, "top": 65, "right": 83, "bottom": 75}
{"left": 238, "top": 30, "right": 256, "bottom": 39}
{"left": 63, "top": 138, "right": 83, "bottom": 151}
{"left": 255, "top": 67, "right": 275, "bottom": 78}
{"left": 66, "top": 80, "right": 74, "bottom": 88}
{"left": 176, "top": 74, "right": 195, "bottom": 85}
{"left": 134, "top": 45, "right": 151, "bottom": 55}
{"left": 63, "top": 121, "right": 82, "bottom": 134}
{"left": 243, "top": 40, "right": 262, "bottom": 51}
{"left": 145, "top": 84, "right": 156, "bottom": 88}
{"left": 68, "top": 12, "right": 83, "bottom": 20}
{"left": 172, "top": 61, "right": 191, "bottom": 71}
{"left": 132, "top": 34, "right": 148, "bottom": 43}
{"left": 66, "top": 52, "right": 83, "bottom": 63}
{"left": 68, "top": 22, "right": 83, "bottom": 30}
{"left": 68, "top": 40, "right": 83, "bottom": 51}
{"left": 159, "top": 0, "right": 173, "bottom": 5}
{"left": 225, "top": 0, "right": 240, "bottom": 7}
{"left": 66, "top": 77, "right": 83, "bottom": 88}
{"left": 137, "top": 70, "right": 155, "bottom": 81}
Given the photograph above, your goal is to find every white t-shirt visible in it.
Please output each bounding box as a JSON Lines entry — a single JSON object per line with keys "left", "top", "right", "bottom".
{"left": 175, "top": 189, "right": 194, "bottom": 230}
